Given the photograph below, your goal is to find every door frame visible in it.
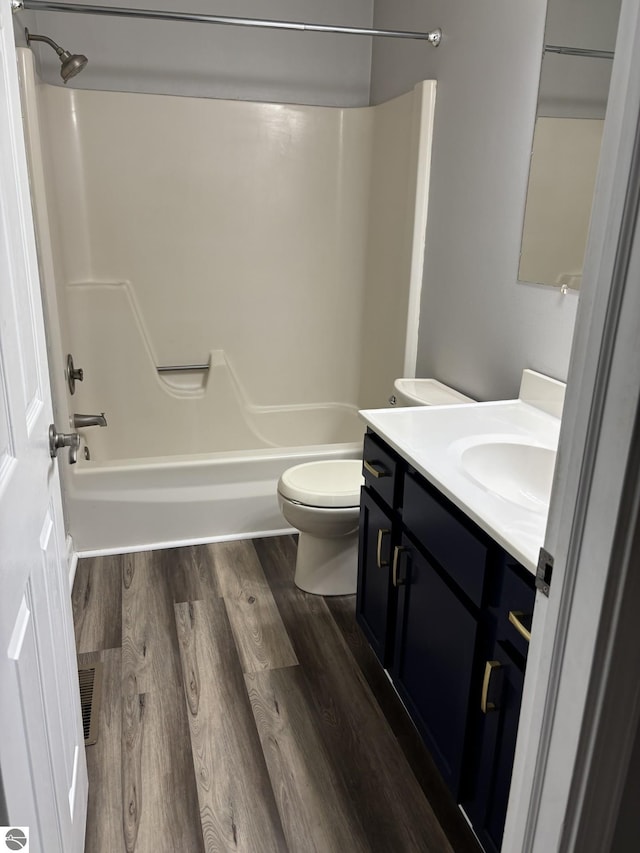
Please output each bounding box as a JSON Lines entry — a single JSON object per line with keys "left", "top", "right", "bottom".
{"left": 504, "top": 0, "right": 640, "bottom": 849}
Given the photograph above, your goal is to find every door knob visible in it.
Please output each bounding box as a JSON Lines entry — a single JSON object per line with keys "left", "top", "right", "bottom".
{"left": 49, "top": 424, "right": 81, "bottom": 464}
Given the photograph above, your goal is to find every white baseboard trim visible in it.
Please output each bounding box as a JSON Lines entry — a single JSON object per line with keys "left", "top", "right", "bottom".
{"left": 74, "top": 527, "right": 296, "bottom": 559}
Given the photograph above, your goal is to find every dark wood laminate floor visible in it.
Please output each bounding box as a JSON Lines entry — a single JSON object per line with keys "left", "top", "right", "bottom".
{"left": 73, "top": 536, "right": 482, "bottom": 853}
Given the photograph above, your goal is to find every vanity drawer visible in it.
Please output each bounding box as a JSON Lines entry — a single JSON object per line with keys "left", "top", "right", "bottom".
{"left": 362, "top": 431, "right": 399, "bottom": 508}
{"left": 402, "top": 470, "right": 488, "bottom": 607}
{"left": 498, "top": 558, "right": 535, "bottom": 660}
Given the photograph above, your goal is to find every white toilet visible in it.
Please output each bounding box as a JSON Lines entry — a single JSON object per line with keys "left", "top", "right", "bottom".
{"left": 392, "top": 377, "right": 475, "bottom": 407}
{"left": 278, "top": 379, "right": 475, "bottom": 596}
{"left": 277, "top": 459, "right": 364, "bottom": 596}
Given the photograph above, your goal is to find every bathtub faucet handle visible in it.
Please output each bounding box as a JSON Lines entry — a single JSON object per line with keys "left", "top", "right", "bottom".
{"left": 73, "top": 412, "right": 108, "bottom": 428}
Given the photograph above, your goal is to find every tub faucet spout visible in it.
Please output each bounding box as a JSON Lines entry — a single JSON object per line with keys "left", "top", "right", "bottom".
{"left": 73, "top": 412, "right": 107, "bottom": 428}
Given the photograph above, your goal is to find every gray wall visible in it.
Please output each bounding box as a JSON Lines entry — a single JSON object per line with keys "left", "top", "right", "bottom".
{"left": 371, "top": 1, "right": 580, "bottom": 401}
{"left": 13, "top": 0, "right": 373, "bottom": 106}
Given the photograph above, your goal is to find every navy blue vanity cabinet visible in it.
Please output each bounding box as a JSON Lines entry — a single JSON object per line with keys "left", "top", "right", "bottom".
{"left": 462, "top": 558, "right": 535, "bottom": 852}
{"left": 356, "top": 431, "right": 402, "bottom": 667}
{"left": 356, "top": 430, "right": 536, "bottom": 849}
{"left": 390, "top": 531, "right": 480, "bottom": 795}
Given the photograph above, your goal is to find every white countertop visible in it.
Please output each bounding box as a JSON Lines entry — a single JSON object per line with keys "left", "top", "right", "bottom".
{"left": 359, "top": 398, "right": 561, "bottom": 574}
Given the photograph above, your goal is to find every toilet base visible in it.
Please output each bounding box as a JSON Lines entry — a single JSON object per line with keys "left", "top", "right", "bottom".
{"left": 294, "top": 530, "right": 358, "bottom": 596}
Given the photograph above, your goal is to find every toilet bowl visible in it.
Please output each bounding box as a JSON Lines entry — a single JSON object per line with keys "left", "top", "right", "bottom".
{"left": 277, "top": 459, "right": 363, "bottom": 596}
{"left": 278, "top": 380, "right": 474, "bottom": 596}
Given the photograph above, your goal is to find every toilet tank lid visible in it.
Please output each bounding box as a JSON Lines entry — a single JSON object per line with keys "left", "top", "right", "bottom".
{"left": 278, "top": 460, "right": 363, "bottom": 508}
{"left": 393, "top": 378, "right": 475, "bottom": 406}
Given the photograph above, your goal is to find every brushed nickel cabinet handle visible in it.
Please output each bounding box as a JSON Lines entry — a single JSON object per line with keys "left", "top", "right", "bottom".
{"left": 508, "top": 610, "right": 532, "bottom": 643}
{"left": 392, "top": 545, "right": 407, "bottom": 587}
{"left": 364, "top": 459, "right": 391, "bottom": 479}
{"left": 481, "top": 660, "right": 502, "bottom": 713}
{"left": 376, "top": 528, "right": 390, "bottom": 568}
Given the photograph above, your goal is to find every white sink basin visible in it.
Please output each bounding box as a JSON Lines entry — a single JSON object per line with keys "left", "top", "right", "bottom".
{"left": 460, "top": 442, "right": 556, "bottom": 512}
{"left": 360, "top": 373, "right": 565, "bottom": 572}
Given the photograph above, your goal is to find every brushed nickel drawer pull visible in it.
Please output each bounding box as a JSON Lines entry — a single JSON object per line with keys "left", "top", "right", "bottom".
{"left": 508, "top": 610, "right": 532, "bottom": 643}
{"left": 364, "top": 459, "right": 391, "bottom": 479}
{"left": 392, "top": 545, "right": 407, "bottom": 587}
{"left": 376, "top": 528, "right": 390, "bottom": 568}
{"left": 481, "top": 660, "right": 502, "bottom": 713}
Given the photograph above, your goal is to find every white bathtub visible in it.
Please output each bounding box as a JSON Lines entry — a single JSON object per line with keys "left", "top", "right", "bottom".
{"left": 67, "top": 438, "right": 364, "bottom": 554}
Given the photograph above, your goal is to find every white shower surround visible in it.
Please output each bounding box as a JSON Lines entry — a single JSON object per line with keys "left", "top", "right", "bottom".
{"left": 18, "top": 49, "right": 436, "bottom": 551}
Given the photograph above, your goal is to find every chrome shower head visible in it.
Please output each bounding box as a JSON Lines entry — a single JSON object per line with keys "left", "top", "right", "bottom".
{"left": 25, "top": 28, "right": 88, "bottom": 84}
{"left": 59, "top": 51, "right": 88, "bottom": 83}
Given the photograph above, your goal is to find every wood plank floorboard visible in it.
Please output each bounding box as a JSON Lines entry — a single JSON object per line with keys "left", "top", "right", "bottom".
{"left": 174, "top": 598, "right": 287, "bottom": 852}
{"left": 74, "top": 538, "right": 481, "bottom": 853}
{"left": 244, "top": 666, "right": 370, "bottom": 853}
{"left": 254, "top": 535, "right": 460, "bottom": 853}
{"left": 159, "top": 544, "right": 222, "bottom": 603}
{"left": 120, "top": 550, "right": 205, "bottom": 852}
{"left": 121, "top": 681, "right": 205, "bottom": 853}
{"left": 73, "top": 555, "right": 123, "bottom": 652}
{"left": 207, "top": 540, "right": 298, "bottom": 674}
{"left": 121, "top": 550, "right": 184, "bottom": 695}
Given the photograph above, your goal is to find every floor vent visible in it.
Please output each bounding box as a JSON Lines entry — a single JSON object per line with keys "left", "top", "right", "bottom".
{"left": 78, "top": 662, "right": 103, "bottom": 746}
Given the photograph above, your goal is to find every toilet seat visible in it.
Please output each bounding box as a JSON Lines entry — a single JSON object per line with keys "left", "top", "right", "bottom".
{"left": 278, "top": 459, "right": 363, "bottom": 508}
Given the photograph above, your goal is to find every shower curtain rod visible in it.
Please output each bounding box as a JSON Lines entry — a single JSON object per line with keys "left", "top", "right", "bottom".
{"left": 544, "top": 43, "right": 614, "bottom": 60}
{"left": 12, "top": 1, "right": 442, "bottom": 45}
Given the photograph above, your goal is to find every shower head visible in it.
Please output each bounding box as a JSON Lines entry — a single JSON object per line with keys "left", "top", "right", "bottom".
{"left": 25, "top": 28, "right": 88, "bottom": 84}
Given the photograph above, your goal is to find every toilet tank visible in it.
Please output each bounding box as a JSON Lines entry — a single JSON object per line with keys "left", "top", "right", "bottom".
{"left": 392, "top": 378, "right": 475, "bottom": 407}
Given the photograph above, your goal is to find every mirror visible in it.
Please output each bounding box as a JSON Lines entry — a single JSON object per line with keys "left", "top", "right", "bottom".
{"left": 518, "top": 0, "right": 622, "bottom": 289}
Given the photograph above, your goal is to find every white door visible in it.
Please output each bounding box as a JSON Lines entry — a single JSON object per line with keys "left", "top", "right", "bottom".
{"left": 0, "top": 4, "right": 87, "bottom": 851}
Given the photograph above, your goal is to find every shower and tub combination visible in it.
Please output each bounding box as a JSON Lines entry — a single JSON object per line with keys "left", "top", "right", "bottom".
{"left": 17, "top": 6, "right": 439, "bottom": 555}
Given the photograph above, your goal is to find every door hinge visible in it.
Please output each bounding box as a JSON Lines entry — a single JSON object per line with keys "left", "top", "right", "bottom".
{"left": 536, "top": 547, "right": 554, "bottom": 596}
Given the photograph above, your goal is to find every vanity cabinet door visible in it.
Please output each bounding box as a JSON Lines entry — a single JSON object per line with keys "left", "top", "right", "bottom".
{"left": 463, "top": 558, "right": 534, "bottom": 850}
{"left": 356, "top": 489, "right": 396, "bottom": 666}
{"left": 464, "top": 642, "right": 525, "bottom": 853}
{"left": 391, "top": 534, "right": 478, "bottom": 796}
